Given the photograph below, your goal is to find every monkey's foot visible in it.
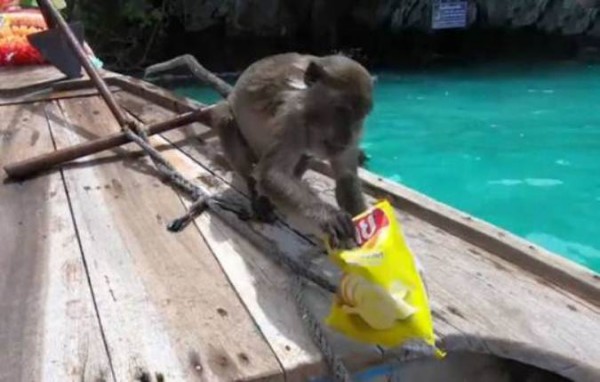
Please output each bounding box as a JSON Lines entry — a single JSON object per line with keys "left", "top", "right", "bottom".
{"left": 251, "top": 196, "right": 277, "bottom": 224}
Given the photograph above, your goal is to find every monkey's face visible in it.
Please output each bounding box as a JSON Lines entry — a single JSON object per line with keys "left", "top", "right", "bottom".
{"left": 322, "top": 120, "right": 365, "bottom": 156}
{"left": 306, "top": 96, "right": 369, "bottom": 157}
{"left": 304, "top": 60, "right": 373, "bottom": 157}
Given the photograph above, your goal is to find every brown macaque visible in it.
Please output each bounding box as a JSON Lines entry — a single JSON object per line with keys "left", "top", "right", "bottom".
{"left": 211, "top": 53, "right": 374, "bottom": 247}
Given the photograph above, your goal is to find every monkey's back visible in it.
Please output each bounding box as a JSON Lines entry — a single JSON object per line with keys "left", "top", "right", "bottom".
{"left": 227, "top": 53, "right": 314, "bottom": 157}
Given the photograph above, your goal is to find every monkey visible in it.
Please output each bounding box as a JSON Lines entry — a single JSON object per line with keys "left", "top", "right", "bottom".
{"left": 210, "top": 52, "right": 374, "bottom": 248}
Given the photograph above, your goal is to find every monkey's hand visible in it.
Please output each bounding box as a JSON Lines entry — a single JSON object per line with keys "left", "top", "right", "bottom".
{"left": 311, "top": 206, "right": 356, "bottom": 249}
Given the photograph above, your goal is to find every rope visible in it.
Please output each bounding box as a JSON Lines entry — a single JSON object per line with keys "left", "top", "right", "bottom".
{"left": 119, "top": 100, "right": 353, "bottom": 382}
{"left": 121, "top": 119, "right": 337, "bottom": 289}
{"left": 293, "top": 276, "right": 353, "bottom": 382}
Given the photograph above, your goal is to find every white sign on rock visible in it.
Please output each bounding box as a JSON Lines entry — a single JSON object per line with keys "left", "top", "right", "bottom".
{"left": 432, "top": 0, "right": 469, "bottom": 30}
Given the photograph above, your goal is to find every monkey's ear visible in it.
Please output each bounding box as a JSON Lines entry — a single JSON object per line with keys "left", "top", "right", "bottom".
{"left": 305, "top": 61, "right": 327, "bottom": 86}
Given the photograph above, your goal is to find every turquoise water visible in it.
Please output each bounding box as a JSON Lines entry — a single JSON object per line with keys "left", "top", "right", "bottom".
{"left": 174, "top": 62, "right": 600, "bottom": 274}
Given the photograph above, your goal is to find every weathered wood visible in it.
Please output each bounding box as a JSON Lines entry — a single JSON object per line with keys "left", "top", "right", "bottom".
{"left": 115, "top": 93, "right": 386, "bottom": 380}
{"left": 163, "top": 136, "right": 385, "bottom": 380}
{"left": 4, "top": 105, "right": 213, "bottom": 180}
{"left": 109, "top": 75, "right": 205, "bottom": 113}
{"left": 48, "top": 96, "right": 283, "bottom": 381}
{"left": 301, "top": 170, "right": 600, "bottom": 382}
{"left": 117, "top": 88, "right": 600, "bottom": 381}
{"left": 111, "top": 74, "right": 600, "bottom": 301}
{"left": 0, "top": 66, "right": 66, "bottom": 91}
{"left": 356, "top": 170, "right": 600, "bottom": 308}
{"left": 0, "top": 86, "right": 121, "bottom": 107}
{"left": 0, "top": 102, "right": 112, "bottom": 381}
{"left": 0, "top": 66, "right": 118, "bottom": 96}
{"left": 143, "top": 54, "right": 233, "bottom": 98}
{"left": 4, "top": 64, "right": 600, "bottom": 380}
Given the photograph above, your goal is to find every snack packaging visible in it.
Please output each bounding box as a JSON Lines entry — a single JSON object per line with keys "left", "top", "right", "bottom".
{"left": 325, "top": 199, "right": 444, "bottom": 357}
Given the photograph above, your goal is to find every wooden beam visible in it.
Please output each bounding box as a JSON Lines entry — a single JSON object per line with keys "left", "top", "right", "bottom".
{"left": 47, "top": 96, "right": 283, "bottom": 380}
{"left": 3, "top": 106, "right": 213, "bottom": 179}
{"left": 116, "top": 92, "right": 387, "bottom": 380}
{"left": 112, "top": 74, "right": 600, "bottom": 304}
{"left": 0, "top": 102, "right": 112, "bottom": 381}
{"left": 118, "top": 89, "right": 600, "bottom": 381}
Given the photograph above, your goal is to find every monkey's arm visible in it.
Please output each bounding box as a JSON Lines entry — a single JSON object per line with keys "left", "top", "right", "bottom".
{"left": 330, "top": 147, "right": 367, "bottom": 216}
{"left": 255, "top": 125, "right": 355, "bottom": 244}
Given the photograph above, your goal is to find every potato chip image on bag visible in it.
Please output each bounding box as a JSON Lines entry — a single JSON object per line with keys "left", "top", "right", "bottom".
{"left": 325, "top": 199, "right": 444, "bottom": 357}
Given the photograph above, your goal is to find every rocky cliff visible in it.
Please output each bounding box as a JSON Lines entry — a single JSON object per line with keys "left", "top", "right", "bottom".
{"left": 160, "top": 0, "right": 600, "bottom": 69}
{"left": 172, "top": 0, "right": 599, "bottom": 38}
{"left": 73, "top": 1, "right": 600, "bottom": 71}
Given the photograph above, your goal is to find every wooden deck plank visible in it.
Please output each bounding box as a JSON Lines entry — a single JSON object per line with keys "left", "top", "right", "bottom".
{"left": 47, "top": 96, "right": 283, "bottom": 381}
{"left": 112, "top": 74, "right": 600, "bottom": 304}
{"left": 0, "top": 66, "right": 67, "bottom": 91}
{"left": 116, "top": 89, "right": 600, "bottom": 381}
{"left": 0, "top": 86, "right": 121, "bottom": 107}
{"left": 113, "top": 93, "right": 386, "bottom": 380}
{"left": 356, "top": 171, "right": 600, "bottom": 308}
{"left": 0, "top": 66, "right": 121, "bottom": 107}
{"left": 0, "top": 102, "right": 112, "bottom": 381}
{"left": 159, "top": 137, "right": 384, "bottom": 381}
{"left": 300, "top": 172, "right": 600, "bottom": 381}
{"left": 4, "top": 64, "right": 599, "bottom": 380}
{"left": 0, "top": 66, "right": 120, "bottom": 92}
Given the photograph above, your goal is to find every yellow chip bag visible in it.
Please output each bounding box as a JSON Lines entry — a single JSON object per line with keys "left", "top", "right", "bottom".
{"left": 325, "top": 199, "right": 444, "bottom": 357}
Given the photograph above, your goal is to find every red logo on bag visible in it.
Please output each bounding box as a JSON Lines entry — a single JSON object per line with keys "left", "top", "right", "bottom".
{"left": 354, "top": 207, "right": 389, "bottom": 246}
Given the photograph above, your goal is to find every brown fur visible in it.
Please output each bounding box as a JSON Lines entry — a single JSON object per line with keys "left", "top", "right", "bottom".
{"left": 212, "top": 52, "right": 374, "bottom": 247}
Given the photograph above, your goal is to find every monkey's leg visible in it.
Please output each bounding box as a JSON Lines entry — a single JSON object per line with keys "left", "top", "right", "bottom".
{"left": 330, "top": 147, "right": 367, "bottom": 217}
{"left": 255, "top": 134, "right": 356, "bottom": 248}
{"left": 216, "top": 112, "right": 276, "bottom": 223}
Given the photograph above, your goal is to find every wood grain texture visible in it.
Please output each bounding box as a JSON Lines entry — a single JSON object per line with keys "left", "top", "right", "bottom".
{"left": 357, "top": 170, "right": 600, "bottom": 307}
{"left": 161, "top": 135, "right": 385, "bottom": 381}
{"left": 0, "top": 66, "right": 120, "bottom": 92}
{"left": 0, "top": 66, "right": 66, "bottom": 91}
{"left": 48, "top": 96, "right": 283, "bottom": 381}
{"left": 112, "top": 73, "right": 600, "bottom": 306}
{"left": 300, "top": 171, "right": 600, "bottom": 382}
{"left": 0, "top": 86, "right": 121, "bottom": 107}
{"left": 0, "top": 102, "right": 112, "bottom": 381}
{"left": 116, "top": 86, "right": 600, "bottom": 381}
{"left": 109, "top": 76, "right": 205, "bottom": 113}
{"left": 114, "top": 94, "right": 386, "bottom": 380}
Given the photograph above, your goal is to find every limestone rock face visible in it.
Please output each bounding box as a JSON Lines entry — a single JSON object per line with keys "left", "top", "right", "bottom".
{"left": 171, "top": 0, "right": 600, "bottom": 40}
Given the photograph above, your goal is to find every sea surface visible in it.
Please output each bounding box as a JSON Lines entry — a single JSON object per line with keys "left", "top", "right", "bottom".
{"left": 175, "top": 61, "right": 600, "bottom": 274}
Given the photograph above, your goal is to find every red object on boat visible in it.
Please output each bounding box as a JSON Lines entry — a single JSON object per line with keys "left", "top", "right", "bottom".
{"left": 0, "top": 9, "right": 47, "bottom": 66}
{"left": 0, "top": 1, "right": 19, "bottom": 12}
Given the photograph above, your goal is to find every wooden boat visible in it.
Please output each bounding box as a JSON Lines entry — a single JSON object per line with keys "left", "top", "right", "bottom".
{"left": 1, "top": 65, "right": 599, "bottom": 382}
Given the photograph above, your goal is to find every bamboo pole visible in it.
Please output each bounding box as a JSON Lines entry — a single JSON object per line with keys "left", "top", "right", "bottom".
{"left": 4, "top": 107, "right": 212, "bottom": 179}
{"left": 36, "top": 0, "right": 131, "bottom": 127}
